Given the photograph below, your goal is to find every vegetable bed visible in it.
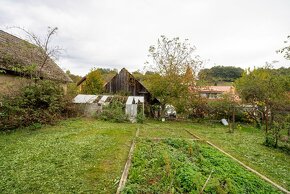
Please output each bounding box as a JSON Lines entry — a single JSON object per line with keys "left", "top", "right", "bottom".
{"left": 123, "top": 138, "right": 281, "bottom": 193}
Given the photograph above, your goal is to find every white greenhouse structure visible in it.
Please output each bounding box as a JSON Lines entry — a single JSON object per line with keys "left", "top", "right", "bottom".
{"left": 73, "top": 94, "right": 144, "bottom": 122}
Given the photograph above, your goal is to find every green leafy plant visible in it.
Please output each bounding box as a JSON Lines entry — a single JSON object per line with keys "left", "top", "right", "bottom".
{"left": 98, "top": 100, "right": 128, "bottom": 123}
{"left": 82, "top": 68, "right": 104, "bottom": 94}
{"left": 123, "top": 138, "right": 280, "bottom": 193}
{"left": 0, "top": 80, "right": 69, "bottom": 130}
{"left": 136, "top": 112, "right": 145, "bottom": 123}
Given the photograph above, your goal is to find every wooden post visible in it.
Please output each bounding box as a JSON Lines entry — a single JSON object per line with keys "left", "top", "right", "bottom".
{"left": 206, "top": 141, "right": 290, "bottom": 194}
{"left": 143, "top": 102, "right": 145, "bottom": 117}
{"left": 200, "top": 170, "right": 214, "bottom": 194}
{"left": 116, "top": 128, "right": 139, "bottom": 194}
{"left": 232, "top": 106, "right": 235, "bottom": 130}
{"left": 184, "top": 129, "right": 290, "bottom": 194}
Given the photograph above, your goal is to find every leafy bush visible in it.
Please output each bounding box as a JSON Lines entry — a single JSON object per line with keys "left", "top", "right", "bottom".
{"left": 81, "top": 68, "right": 104, "bottom": 94}
{"left": 208, "top": 100, "right": 231, "bottom": 120}
{"left": 264, "top": 115, "right": 290, "bottom": 151}
{"left": 136, "top": 112, "right": 145, "bottom": 123}
{"left": 264, "top": 133, "right": 277, "bottom": 148}
{"left": 98, "top": 100, "right": 128, "bottom": 123}
{"left": 0, "top": 80, "right": 69, "bottom": 130}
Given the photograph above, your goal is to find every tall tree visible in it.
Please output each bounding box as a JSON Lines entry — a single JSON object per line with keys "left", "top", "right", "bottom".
{"left": 17, "top": 27, "right": 60, "bottom": 79}
{"left": 278, "top": 35, "right": 290, "bottom": 60}
{"left": 235, "top": 67, "right": 289, "bottom": 133}
{"left": 82, "top": 69, "right": 104, "bottom": 94}
{"left": 148, "top": 35, "right": 202, "bottom": 76}
{"left": 65, "top": 70, "right": 82, "bottom": 97}
{"left": 65, "top": 70, "right": 82, "bottom": 83}
{"left": 146, "top": 35, "right": 202, "bottom": 116}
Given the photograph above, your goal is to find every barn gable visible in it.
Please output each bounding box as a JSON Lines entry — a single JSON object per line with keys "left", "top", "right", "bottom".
{"left": 104, "top": 68, "right": 158, "bottom": 104}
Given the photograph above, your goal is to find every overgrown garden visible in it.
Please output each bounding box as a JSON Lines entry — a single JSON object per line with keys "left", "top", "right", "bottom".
{"left": 1, "top": 119, "right": 289, "bottom": 193}
{"left": 123, "top": 138, "right": 281, "bottom": 193}
{"left": 0, "top": 28, "right": 289, "bottom": 193}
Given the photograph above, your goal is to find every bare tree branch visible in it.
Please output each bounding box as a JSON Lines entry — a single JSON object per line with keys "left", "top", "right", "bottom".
{"left": 8, "top": 26, "right": 60, "bottom": 80}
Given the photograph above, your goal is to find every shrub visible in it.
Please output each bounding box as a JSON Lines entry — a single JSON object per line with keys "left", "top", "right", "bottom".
{"left": 207, "top": 100, "right": 229, "bottom": 120}
{"left": 97, "top": 100, "right": 128, "bottom": 123}
{"left": 81, "top": 68, "right": 104, "bottom": 94}
{"left": 264, "top": 133, "right": 277, "bottom": 148}
{"left": 0, "top": 80, "right": 69, "bottom": 130}
{"left": 264, "top": 114, "right": 290, "bottom": 151}
{"left": 136, "top": 112, "right": 145, "bottom": 123}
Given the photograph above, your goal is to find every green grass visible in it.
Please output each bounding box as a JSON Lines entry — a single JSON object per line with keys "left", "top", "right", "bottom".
{"left": 0, "top": 118, "right": 289, "bottom": 193}
{"left": 0, "top": 118, "right": 137, "bottom": 193}
{"left": 139, "top": 122, "right": 193, "bottom": 139}
{"left": 186, "top": 123, "right": 290, "bottom": 190}
{"left": 139, "top": 120, "right": 290, "bottom": 190}
{"left": 123, "top": 138, "right": 281, "bottom": 193}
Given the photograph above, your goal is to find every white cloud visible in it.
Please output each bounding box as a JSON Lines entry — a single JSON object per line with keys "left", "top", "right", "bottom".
{"left": 0, "top": 0, "right": 289, "bottom": 76}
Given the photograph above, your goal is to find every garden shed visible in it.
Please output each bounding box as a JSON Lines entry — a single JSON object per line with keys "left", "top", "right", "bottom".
{"left": 73, "top": 94, "right": 98, "bottom": 104}
{"left": 73, "top": 94, "right": 144, "bottom": 121}
{"left": 125, "top": 96, "right": 144, "bottom": 122}
{"left": 73, "top": 94, "right": 114, "bottom": 116}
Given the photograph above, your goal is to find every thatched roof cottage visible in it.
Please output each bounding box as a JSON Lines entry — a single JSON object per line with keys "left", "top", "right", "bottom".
{"left": 0, "top": 30, "right": 72, "bottom": 95}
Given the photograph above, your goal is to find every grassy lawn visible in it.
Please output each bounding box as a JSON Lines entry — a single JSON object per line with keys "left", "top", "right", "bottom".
{"left": 0, "top": 118, "right": 137, "bottom": 193}
{"left": 0, "top": 118, "right": 289, "bottom": 193}
{"left": 139, "top": 122, "right": 193, "bottom": 139}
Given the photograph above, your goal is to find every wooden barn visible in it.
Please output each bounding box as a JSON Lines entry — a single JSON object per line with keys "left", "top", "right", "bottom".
{"left": 76, "top": 68, "right": 160, "bottom": 117}
{"left": 104, "top": 68, "right": 159, "bottom": 105}
{"left": 77, "top": 68, "right": 159, "bottom": 104}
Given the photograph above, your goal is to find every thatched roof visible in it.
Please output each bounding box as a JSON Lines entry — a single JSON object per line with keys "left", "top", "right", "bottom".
{"left": 0, "top": 30, "right": 72, "bottom": 83}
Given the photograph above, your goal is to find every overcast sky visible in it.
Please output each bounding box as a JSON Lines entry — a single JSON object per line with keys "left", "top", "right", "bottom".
{"left": 1, "top": 0, "right": 290, "bottom": 76}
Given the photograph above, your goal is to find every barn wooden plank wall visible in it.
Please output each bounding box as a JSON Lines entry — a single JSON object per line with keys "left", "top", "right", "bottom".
{"left": 104, "top": 68, "right": 155, "bottom": 104}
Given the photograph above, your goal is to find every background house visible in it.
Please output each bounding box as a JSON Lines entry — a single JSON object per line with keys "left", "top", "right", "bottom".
{"left": 0, "top": 30, "right": 72, "bottom": 96}
{"left": 199, "top": 86, "right": 237, "bottom": 99}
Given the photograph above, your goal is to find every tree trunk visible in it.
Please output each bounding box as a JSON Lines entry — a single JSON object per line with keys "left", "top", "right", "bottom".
{"left": 161, "top": 104, "right": 166, "bottom": 119}
{"left": 229, "top": 122, "right": 232, "bottom": 133}
{"left": 275, "top": 129, "right": 278, "bottom": 148}
{"left": 265, "top": 105, "right": 269, "bottom": 134}
{"left": 265, "top": 116, "right": 268, "bottom": 133}
{"left": 232, "top": 108, "right": 235, "bottom": 133}
{"left": 246, "top": 110, "right": 261, "bottom": 129}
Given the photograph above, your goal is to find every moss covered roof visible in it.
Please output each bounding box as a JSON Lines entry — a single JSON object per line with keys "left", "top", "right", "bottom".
{"left": 0, "top": 30, "right": 72, "bottom": 83}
